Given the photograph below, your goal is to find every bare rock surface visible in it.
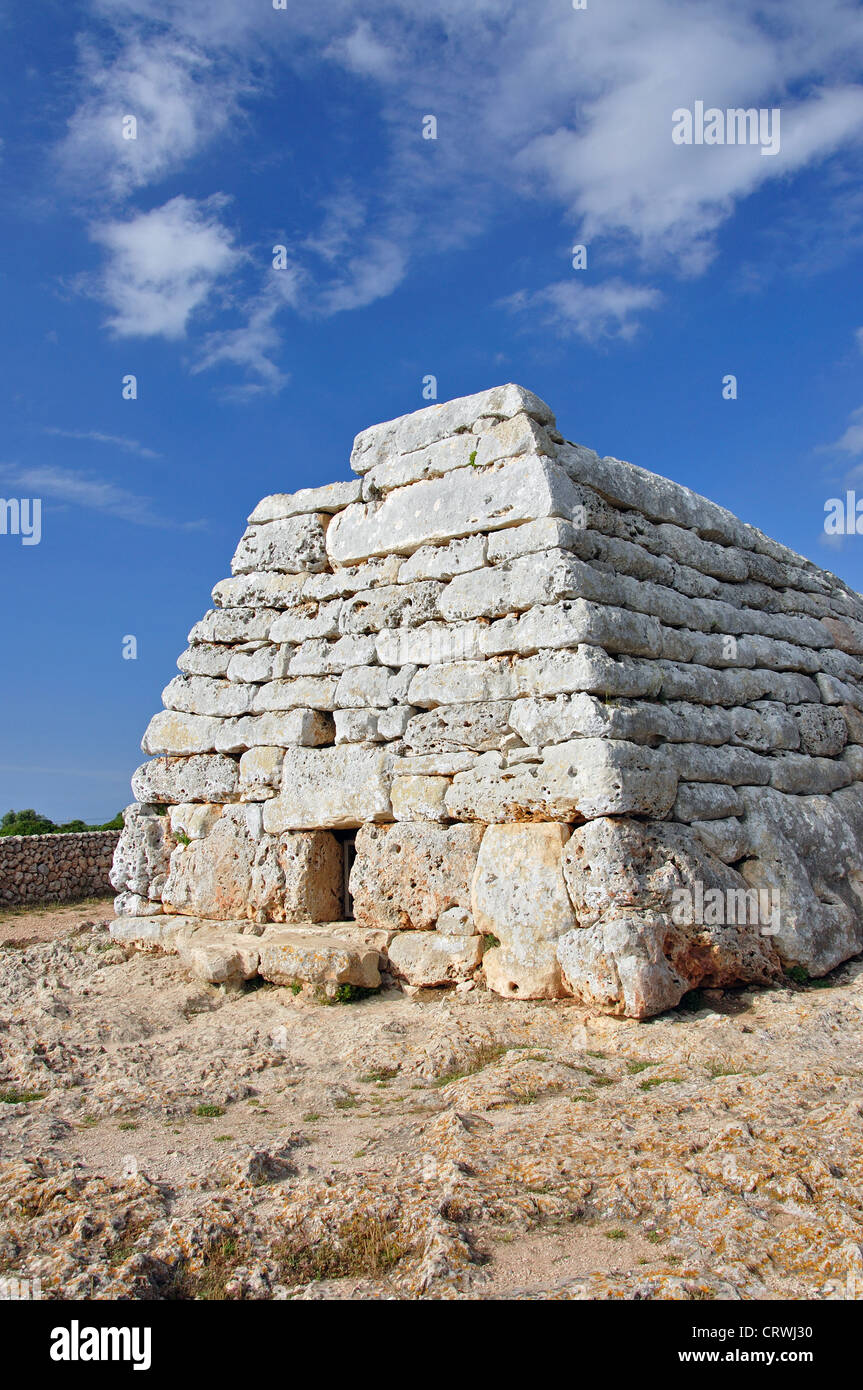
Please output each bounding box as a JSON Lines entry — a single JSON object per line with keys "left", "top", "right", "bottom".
{"left": 1, "top": 905, "right": 862, "bottom": 1302}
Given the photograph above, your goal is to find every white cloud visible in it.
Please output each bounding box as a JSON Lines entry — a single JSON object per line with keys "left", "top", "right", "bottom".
{"left": 503, "top": 278, "right": 662, "bottom": 342}
{"left": 56, "top": 0, "right": 863, "bottom": 373}
{"left": 831, "top": 406, "right": 863, "bottom": 458}
{"left": 90, "top": 196, "right": 239, "bottom": 338}
{"left": 315, "top": 237, "right": 408, "bottom": 316}
{"left": 43, "top": 428, "right": 161, "bottom": 459}
{"left": 58, "top": 35, "right": 251, "bottom": 199}
{"left": 324, "top": 22, "right": 397, "bottom": 81}
{"left": 0, "top": 464, "right": 206, "bottom": 529}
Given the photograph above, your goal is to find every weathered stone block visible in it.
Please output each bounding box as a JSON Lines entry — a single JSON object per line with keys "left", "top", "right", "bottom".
{"left": 471, "top": 823, "right": 575, "bottom": 999}
{"left": 350, "top": 821, "right": 484, "bottom": 930}
{"left": 263, "top": 746, "right": 394, "bottom": 829}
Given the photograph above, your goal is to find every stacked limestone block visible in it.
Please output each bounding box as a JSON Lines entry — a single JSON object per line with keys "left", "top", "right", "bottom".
{"left": 110, "top": 384, "right": 863, "bottom": 1016}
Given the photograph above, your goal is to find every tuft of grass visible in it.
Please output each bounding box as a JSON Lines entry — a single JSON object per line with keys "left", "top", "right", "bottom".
{"left": 175, "top": 830, "right": 191, "bottom": 847}
{"left": 639, "top": 1076, "right": 683, "bottom": 1091}
{"left": 170, "top": 1236, "right": 241, "bottom": 1300}
{"left": 706, "top": 1062, "right": 741, "bottom": 1079}
{"left": 118, "top": 1121, "right": 138, "bottom": 1132}
{"left": 586, "top": 1050, "right": 606, "bottom": 1060}
{"left": 0, "top": 1088, "right": 45, "bottom": 1104}
{"left": 468, "top": 449, "right": 478, "bottom": 467}
{"left": 273, "top": 1212, "right": 410, "bottom": 1284}
{"left": 302, "top": 1111, "right": 321, "bottom": 1123}
{"left": 482, "top": 933, "right": 500, "bottom": 951}
{"left": 590, "top": 1076, "right": 615, "bottom": 1088}
{"left": 358, "top": 1066, "right": 399, "bottom": 1084}
{"left": 194, "top": 1104, "right": 226, "bottom": 1118}
{"left": 433, "top": 1041, "right": 505, "bottom": 1088}
{"left": 605, "top": 1229, "right": 628, "bottom": 1240}
{"left": 214, "top": 1134, "right": 234, "bottom": 1143}
{"left": 569, "top": 1091, "right": 595, "bottom": 1103}
{"left": 333, "top": 1095, "right": 358, "bottom": 1110}
{"left": 316, "top": 983, "right": 375, "bottom": 1006}
{"left": 626, "top": 1061, "right": 656, "bottom": 1075}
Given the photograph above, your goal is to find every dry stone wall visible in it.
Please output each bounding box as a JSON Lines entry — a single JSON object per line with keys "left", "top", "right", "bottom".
{"left": 110, "top": 384, "right": 863, "bottom": 1016}
{"left": 1, "top": 832, "right": 120, "bottom": 906}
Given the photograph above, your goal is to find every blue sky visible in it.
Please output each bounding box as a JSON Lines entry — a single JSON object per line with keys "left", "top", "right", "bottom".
{"left": 2, "top": 0, "right": 863, "bottom": 822}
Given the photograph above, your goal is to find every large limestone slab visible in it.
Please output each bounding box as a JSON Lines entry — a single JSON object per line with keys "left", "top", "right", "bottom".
{"left": 327, "top": 457, "right": 580, "bottom": 566}
{"left": 142, "top": 711, "right": 223, "bottom": 756}
{"left": 248, "top": 479, "right": 361, "bottom": 524}
{"left": 161, "top": 805, "right": 343, "bottom": 923}
{"left": 446, "top": 739, "right": 678, "bottom": 822}
{"left": 387, "top": 929, "right": 482, "bottom": 986}
{"left": 257, "top": 932, "right": 380, "bottom": 991}
{"left": 472, "top": 823, "right": 576, "bottom": 999}
{"left": 557, "top": 817, "right": 781, "bottom": 1017}
{"left": 232, "top": 515, "right": 328, "bottom": 575}
{"left": 350, "top": 384, "right": 555, "bottom": 473}
{"left": 215, "top": 709, "right": 334, "bottom": 754}
{"left": 263, "top": 746, "right": 394, "bottom": 830}
{"left": 131, "top": 754, "right": 239, "bottom": 804}
{"left": 350, "top": 821, "right": 484, "bottom": 931}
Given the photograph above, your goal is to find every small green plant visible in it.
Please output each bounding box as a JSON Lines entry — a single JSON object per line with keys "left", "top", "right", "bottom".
{"left": 638, "top": 1076, "right": 683, "bottom": 1091}
{"left": 468, "top": 449, "right": 478, "bottom": 467}
{"left": 482, "top": 933, "right": 500, "bottom": 951}
{"left": 302, "top": 1111, "right": 321, "bottom": 1123}
{"left": 784, "top": 965, "right": 810, "bottom": 985}
{"left": 605, "top": 1229, "right": 627, "bottom": 1240}
{"left": 433, "top": 1042, "right": 506, "bottom": 1088}
{"left": 590, "top": 1075, "right": 615, "bottom": 1088}
{"left": 316, "top": 984, "right": 373, "bottom": 1005}
{"left": 214, "top": 1134, "right": 234, "bottom": 1143}
{"left": 586, "top": 1050, "right": 606, "bottom": 1060}
{"left": 569, "top": 1092, "right": 595, "bottom": 1103}
{"left": 175, "top": 830, "right": 191, "bottom": 847}
{"left": 290, "top": 982, "right": 302, "bottom": 995}
{"left": 118, "top": 1121, "right": 138, "bottom": 1132}
{"left": 626, "top": 1061, "right": 656, "bottom": 1075}
{"left": 0, "top": 1088, "right": 45, "bottom": 1104}
{"left": 358, "top": 1066, "right": 399, "bottom": 1084}
{"left": 333, "top": 1095, "right": 358, "bottom": 1110}
{"left": 194, "top": 1104, "right": 226, "bottom": 1118}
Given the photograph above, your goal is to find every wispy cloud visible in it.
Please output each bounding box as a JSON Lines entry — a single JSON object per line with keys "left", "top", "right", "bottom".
{"left": 43, "top": 428, "right": 161, "bottom": 460}
{"left": 57, "top": 34, "right": 252, "bottom": 200}
{"left": 829, "top": 406, "right": 863, "bottom": 460}
{"left": 53, "top": 0, "right": 863, "bottom": 379}
{"left": 502, "top": 278, "right": 662, "bottom": 342}
{"left": 0, "top": 465, "right": 206, "bottom": 530}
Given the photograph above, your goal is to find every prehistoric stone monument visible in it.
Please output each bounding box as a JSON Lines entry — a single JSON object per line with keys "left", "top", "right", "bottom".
{"left": 110, "top": 385, "right": 863, "bottom": 1016}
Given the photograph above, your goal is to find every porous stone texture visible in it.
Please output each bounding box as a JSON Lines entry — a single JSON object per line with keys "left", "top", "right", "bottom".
{"left": 112, "top": 385, "right": 863, "bottom": 1016}
{"left": 0, "top": 831, "right": 120, "bottom": 906}
{"left": 350, "top": 822, "right": 484, "bottom": 932}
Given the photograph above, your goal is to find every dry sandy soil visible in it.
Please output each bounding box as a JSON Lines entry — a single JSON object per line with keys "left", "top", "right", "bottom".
{"left": 1, "top": 899, "right": 862, "bottom": 1301}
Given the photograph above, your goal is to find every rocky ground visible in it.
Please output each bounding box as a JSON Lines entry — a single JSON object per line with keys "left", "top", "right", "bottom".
{"left": 1, "top": 898, "right": 862, "bottom": 1301}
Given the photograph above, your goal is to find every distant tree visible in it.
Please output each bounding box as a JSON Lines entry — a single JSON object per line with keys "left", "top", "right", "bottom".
{"left": 1, "top": 808, "right": 56, "bottom": 836}
{"left": 0, "top": 808, "right": 125, "bottom": 836}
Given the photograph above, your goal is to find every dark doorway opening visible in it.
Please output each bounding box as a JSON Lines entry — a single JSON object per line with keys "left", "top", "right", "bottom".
{"left": 334, "top": 830, "right": 357, "bottom": 920}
